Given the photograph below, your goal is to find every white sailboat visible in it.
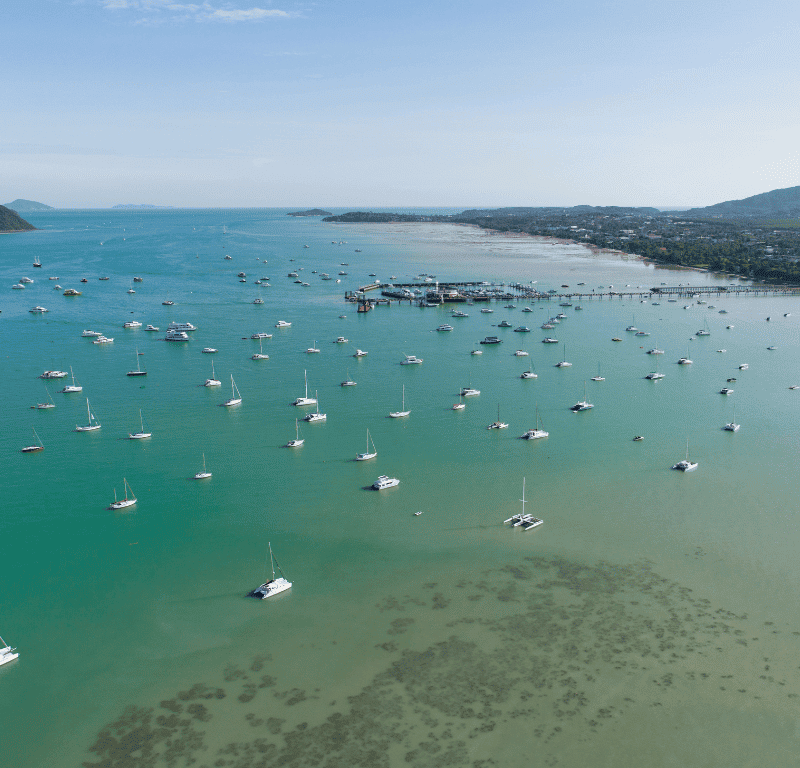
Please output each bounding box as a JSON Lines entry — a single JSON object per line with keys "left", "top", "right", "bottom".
{"left": 75, "top": 398, "right": 101, "bottom": 431}
{"left": 555, "top": 343, "right": 572, "bottom": 367}
{"left": 520, "top": 362, "right": 537, "bottom": 379}
{"left": 21, "top": 428, "right": 44, "bottom": 453}
{"left": 590, "top": 363, "right": 605, "bottom": 381}
{"left": 32, "top": 384, "right": 56, "bottom": 409}
{"left": 292, "top": 369, "right": 317, "bottom": 406}
{"left": 570, "top": 381, "right": 594, "bottom": 411}
{"left": 128, "top": 409, "right": 151, "bottom": 439}
{"left": 193, "top": 453, "right": 212, "bottom": 479}
{"left": 249, "top": 542, "right": 292, "bottom": 599}
{"left": 723, "top": 406, "right": 740, "bottom": 432}
{"left": 60, "top": 366, "right": 83, "bottom": 393}
{"left": 251, "top": 338, "right": 269, "bottom": 360}
{"left": 127, "top": 348, "right": 147, "bottom": 376}
{"left": 355, "top": 429, "right": 377, "bottom": 460}
{"left": 487, "top": 404, "right": 509, "bottom": 429}
{"left": 503, "top": 478, "right": 543, "bottom": 530}
{"left": 222, "top": 375, "right": 242, "bottom": 406}
{"left": 286, "top": 419, "right": 304, "bottom": 447}
{"left": 341, "top": 369, "right": 357, "bottom": 387}
{"left": 204, "top": 360, "right": 221, "bottom": 387}
{"left": 521, "top": 405, "right": 548, "bottom": 440}
{"left": 0, "top": 635, "right": 19, "bottom": 666}
{"left": 389, "top": 384, "right": 410, "bottom": 418}
{"left": 672, "top": 439, "right": 698, "bottom": 471}
{"left": 303, "top": 392, "right": 326, "bottom": 422}
{"left": 108, "top": 478, "right": 137, "bottom": 509}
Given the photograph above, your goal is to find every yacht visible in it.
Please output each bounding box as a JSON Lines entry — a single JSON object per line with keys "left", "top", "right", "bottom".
{"left": 21, "top": 428, "right": 45, "bottom": 453}
{"left": 74, "top": 398, "right": 101, "bottom": 431}
{"left": 723, "top": 407, "right": 740, "bottom": 432}
{"left": 127, "top": 348, "right": 147, "bottom": 376}
{"left": 12, "top": 283, "right": 25, "bottom": 289}
{"left": 249, "top": 543, "right": 293, "bottom": 599}
{"left": 252, "top": 298, "right": 264, "bottom": 305}
{"left": 29, "top": 306, "right": 48, "bottom": 313}
{"left": 306, "top": 341, "right": 321, "bottom": 354}
{"left": 767, "top": 345, "right": 777, "bottom": 350}
{"left": 60, "top": 367, "right": 82, "bottom": 393}
{"left": 0, "top": 636, "right": 19, "bottom": 666}
{"left": 355, "top": 429, "right": 377, "bottom": 460}
{"left": 123, "top": 321, "right": 142, "bottom": 328}
{"left": 303, "top": 393, "right": 326, "bottom": 422}
{"left": 487, "top": 405, "right": 508, "bottom": 429}
{"left": 542, "top": 337, "right": 558, "bottom": 344}
{"left": 373, "top": 475, "right": 400, "bottom": 490}
{"left": 401, "top": 355, "right": 423, "bottom": 364}
{"left": 451, "top": 310, "right": 468, "bottom": 317}
{"left": 647, "top": 348, "right": 664, "bottom": 355}
{"left": 635, "top": 331, "right": 650, "bottom": 337}
{"left": 555, "top": 344, "right": 572, "bottom": 367}
{"left": 520, "top": 363, "right": 537, "bottom": 379}
{"left": 204, "top": 360, "right": 221, "bottom": 387}
{"left": 202, "top": 347, "right": 217, "bottom": 353}
{"left": 81, "top": 330, "right": 102, "bottom": 337}
{"left": 479, "top": 336, "right": 502, "bottom": 344}
{"left": 275, "top": 320, "right": 291, "bottom": 328}
{"left": 287, "top": 272, "right": 299, "bottom": 278}
{"left": 503, "top": 479, "right": 543, "bottom": 530}
{"left": 460, "top": 386, "right": 480, "bottom": 396}
{"left": 436, "top": 324, "right": 454, "bottom": 332}
{"left": 522, "top": 307, "right": 533, "bottom": 313}
{"left": 193, "top": 454, "right": 212, "bottom": 478}
{"left": 164, "top": 329, "right": 188, "bottom": 341}
{"left": 541, "top": 323, "right": 555, "bottom": 330}
{"left": 353, "top": 349, "right": 368, "bottom": 358}
{"left": 570, "top": 382, "right": 593, "bottom": 412}
{"left": 677, "top": 356, "right": 692, "bottom": 365}
{"left": 645, "top": 370, "right": 665, "bottom": 380}
{"left": 452, "top": 394, "right": 466, "bottom": 410}
{"left": 672, "top": 440, "right": 698, "bottom": 472}
{"left": 738, "top": 363, "right": 748, "bottom": 370}
{"left": 222, "top": 375, "right": 242, "bottom": 406}
{"left": 471, "top": 348, "right": 482, "bottom": 355}
{"left": 480, "top": 308, "right": 494, "bottom": 314}
{"left": 19, "top": 277, "right": 33, "bottom": 283}
{"left": 514, "top": 326, "right": 531, "bottom": 333}
{"left": 498, "top": 320, "right": 512, "bottom": 328}
{"left": 145, "top": 325, "right": 159, "bottom": 331}
{"left": 514, "top": 348, "right": 529, "bottom": 357}
{"left": 251, "top": 338, "right": 269, "bottom": 359}
{"left": 720, "top": 387, "right": 733, "bottom": 395}
{"left": 32, "top": 385, "right": 56, "bottom": 409}
{"left": 521, "top": 406, "right": 548, "bottom": 440}
{"left": 389, "top": 384, "right": 410, "bottom": 417}
{"left": 168, "top": 321, "right": 196, "bottom": 332}
{"left": 292, "top": 370, "right": 317, "bottom": 406}
{"left": 108, "top": 479, "right": 137, "bottom": 509}
{"left": 128, "top": 410, "right": 151, "bottom": 439}
{"left": 162, "top": 300, "right": 174, "bottom": 306}
{"left": 93, "top": 335, "right": 114, "bottom": 344}
{"left": 39, "top": 370, "right": 68, "bottom": 379}
{"left": 251, "top": 332, "right": 272, "bottom": 339}
{"left": 633, "top": 435, "right": 644, "bottom": 441}
{"left": 237, "top": 272, "right": 246, "bottom": 278}
{"left": 335, "top": 336, "right": 349, "bottom": 343}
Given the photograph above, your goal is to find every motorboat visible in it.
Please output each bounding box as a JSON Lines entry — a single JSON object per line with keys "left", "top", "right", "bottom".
{"left": 647, "top": 348, "right": 664, "bottom": 355}
{"left": 164, "top": 329, "right": 188, "bottom": 341}
{"left": 514, "top": 326, "right": 531, "bottom": 332}
{"left": 635, "top": 331, "right": 650, "bottom": 337}
{"left": 249, "top": 543, "right": 292, "bottom": 599}
{"left": 29, "top": 306, "right": 48, "bottom": 313}
{"left": 542, "top": 337, "right": 558, "bottom": 344}
{"left": 123, "top": 321, "right": 142, "bottom": 328}
{"left": 19, "top": 277, "right": 33, "bottom": 283}
{"left": 738, "top": 364, "right": 748, "bottom": 370}
{"left": 39, "top": 370, "right": 68, "bottom": 379}
{"left": 82, "top": 330, "right": 102, "bottom": 337}
{"left": 436, "top": 325, "right": 454, "bottom": 332}
{"left": 353, "top": 349, "right": 368, "bottom": 357}
{"left": 251, "top": 332, "right": 272, "bottom": 339}
{"left": 401, "top": 355, "right": 423, "bottom": 364}
{"left": 253, "top": 298, "right": 264, "bottom": 304}
{"left": 145, "top": 325, "right": 159, "bottom": 331}
{"left": 93, "top": 335, "right": 114, "bottom": 343}
{"left": 633, "top": 435, "right": 644, "bottom": 441}
{"left": 515, "top": 349, "right": 529, "bottom": 356}
{"left": 12, "top": 283, "right": 25, "bottom": 289}
{"left": 451, "top": 310, "right": 468, "bottom": 317}
{"left": 355, "top": 429, "right": 377, "bottom": 460}
{"left": 522, "top": 307, "right": 533, "bottom": 313}
{"left": 275, "top": 320, "right": 291, "bottom": 327}
{"left": 645, "top": 371, "right": 665, "bottom": 380}
{"left": 202, "top": 347, "right": 217, "bottom": 353}
{"left": 168, "top": 321, "right": 196, "bottom": 332}
{"left": 471, "top": 349, "right": 482, "bottom": 355}
{"left": 335, "top": 336, "right": 349, "bottom": 343}
{"left": 373, "top": 475, "right": 400, "bottom": 490}
{"left": 479, "top": 336, "right": 502, "bottom": 344}
{"left": 720, "top": 387, "right": 733, "bottom": 395}
{"left": 480, "top": 308, "right": 494, "bottom": 314}
{"left": 292, "top": 370, "right": 317, "bottom": 406}
{"left": 767, "top": 346, "right": 777, "bottom": 350}
{"left": 498, "top": 320, "right": 512, "bottom": 328}
{"left": 162, "top": 300, "right": 174, "bottom": 306}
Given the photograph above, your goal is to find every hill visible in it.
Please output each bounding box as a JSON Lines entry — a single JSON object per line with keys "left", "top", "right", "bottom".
{"left": 672, "top": 186, "right": 800, "bottom": 218}
{"left": 0, "top": 205, "right": 37, "bottom": 233}
{"left": 3, "top": 198, "right": 53, "bottom": 212}
{"left": 287, "top": 209, "right": 332, "bottom": 217}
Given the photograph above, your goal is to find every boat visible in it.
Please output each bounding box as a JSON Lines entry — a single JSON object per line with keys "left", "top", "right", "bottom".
{"left": 39, "top": 370, "right": 68, "bottom": 379}
{"left": 275, "top": 320, "right": 291, "bottom": 327}
{"left": 373, "top": 475, "right": 399, "bottom": 490}
{"left": 162, "top": 300, "right": 174, "bottom": 306}
{"left": 128, "top": 409, "right": 152, "bottom": 439}
{"left": 633, "top": 435, "right": 644, "bottom": 441}
{"left": 451, "top": 310, "right": 469, "bottom": 317}
{"left": 82, "top": 330, "right": 102, "bottom": 337}
{"left": 498, "top": 320, "right": 512, "bottom": 328}
{"left": 355, "top": 429, "right": 377, "bottom": 460}
{"left": 487, "top": 405, "right": 509, "bottom": 429}
{"left": 253, "top": 298, "right": 264, "bottom": 305}
{"left": 471, "top": 348, "right": 482, "bottom": 355}
{"left": 514, "top": 347, "right": 528, "bottom": 356}
{"left": 168, "top": 321, "right": 196, "bottom": 332}
{"left": 18, "top": 276, "right": 32, "bottom": 283}
{"left": 249, "top": 542, "right": 292, "bottom": 599}
{"left": 513, "top": 326, "right": 531, "bottom": 332}
{"left": 542, "top": 337, "right": 558, "bottom": 344}
{"left": 521, "top": 406, "right": 548, "bottom": 439}
{"left": 21, "top": 428, "right": 44, "bottom": 453}
{"left": 647, "top": 347, "right": 664, "bottom": 355}
{"left": 611, "top": 337, "right": 622, "bottom": 342}
{"left": 401, "top": 355, "right": 423, "bottom": 364}
{"left": 108, "top": 478, "right": 137, "bottom": 509}
{"left": 251, "top": 332, "right": 272, "bottom": 339}
{"left": 389, "top": 384, "right": 410, "bottom": 418}
{"left": 625, "top": 317, "right": 638, "bottom": 332}
{"left": 11, "top": 283, "right": 25, "bottom": 289}
{"left": 193, "top": 453, "right": 212, "bottom": 478}
{"left": 739, "top": 363, "right": 748, "bottom": 370}
{"left": 645, "top": 356, "right": 664, "bottom": 380}
{"left": 32, "top": 384, "right": 56, "bottom": 409}
{"left": 123, "top": 321, "right": 142, "bottom": 328}
{"left": 570, "top": 382, "right": 593, "bottom": 411}
{"left": 127, "top": 348, "right": 147, "bottom": 376}
{"left": 452, "top": 394, "right": 466, "bottom": 410}
{"left": 251, "top": 338, "right": 269, "bottom": 359}
{"left": 0, "top": 635, "right": 19, "bottom": 666}
{"left": 590, "top": 363, "right": 604, "bottom": 382}
{"left": 133, "top": 277, "right": 143, "bottom": 282}
{"left": 767, "top": 345, "right": 777, "bottom": 351}
{"left": 222, "top": 375, "right": 242, "bottom": 406}
{"left": 696, "top": 319, "right": 711, "bottom": 336}
{"left": 145, "top": 325, "right": 159, "bottom": 331}
{"left": 520, "top": 362, "right": 537, "bottom": 379}
{"left": 202, "top": 347, "right": 217, "bottom": 353}
{"left": 677, "top": 342, "right": 693, "bottom": 365}
{"left": 60, "top": 366, "right": 82, "bottom": 393}
{"left": 203, "top": 360, "right": 222, "bottom": 387}
{"left": 541, "top": 323, "right": 554, "bottom": 330}
{"left": 503, "top": 478, "right": 543, "bottom": 530}
{"left": 74, "top": 398, "right": 101, "bottom": 431}
{"left": 286, "top": 420, "right": 305, "bottom": 448}
{"left": 306, "top": 341, "right": 321, "bottom": 354}
{"left": 723, "top": 406, "right": 740, "bottom": 432}
{"left": 29, "top": 306, "right": 48, "bottom": 313}
{"left": 33, "top": 255, "right": 41, "bottom": 268}
{"left": 303, "top": 392, "right": 326, "bottom": 422}
{"left": 672, "top": 439, "right": 698, "bottom": 472}
{"left": 436, "top": 324, "right": 454, "bottom": 332}
{"left": 93, "top": 335, "right": 114, "bottom": 344}
{"left": 555, "top": 344, "right": 572, "bottom": 367}
{"left": 164, "top": 329, "right": 187, "bottom": 341}
{"left": 341, "top": 369, "right": 357, "bottom": 387}
{"left": 335, "top": 336, "right": 349, "bottom": 343}
{"left": 635, "top": 331, "right": 650, "bottom": 337}
{"left": 460, "top": 386, "right": 480, "bottom": 396}
{"left": 479, "top": 336, "right": 502, "bottom": 344}
{"left": 353, "top": 349, "right": 368, "bottom": 358}
{"left": 292, "top": 370, "right": 317, "bottom": 406}
{"left": 720, "top": 387, "right": 733, "bottom": 395}
{"left": 480, "top": 308, "right": 494, "bottom": 314}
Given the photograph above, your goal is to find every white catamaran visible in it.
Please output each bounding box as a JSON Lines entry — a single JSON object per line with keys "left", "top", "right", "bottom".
{"left": 0, "top": 635, "right": 19, "bottom": 666}
{"left": 249, "top": 542, "right": 292, "bottom": 599}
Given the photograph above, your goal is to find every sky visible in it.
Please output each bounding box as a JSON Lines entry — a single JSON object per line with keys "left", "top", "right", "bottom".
{"left": 3, "top": 0, "right": 800, "bottom": 208}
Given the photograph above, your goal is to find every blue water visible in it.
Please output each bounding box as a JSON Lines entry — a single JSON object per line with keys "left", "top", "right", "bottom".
{"left": 2, "top": 209, "right": 800, "bottom": 767}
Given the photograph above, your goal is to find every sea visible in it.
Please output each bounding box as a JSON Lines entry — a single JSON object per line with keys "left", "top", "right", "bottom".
{"left": 2, "top": 208, "right": 800, "bottom": 768}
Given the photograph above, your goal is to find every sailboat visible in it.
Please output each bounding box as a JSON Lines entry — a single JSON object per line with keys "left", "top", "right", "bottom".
{"left": 625, "top": 315, "right": 637, "bottom": 332}
{"left": 32, "top": 384, "right": 56, "bottom": 409}
{"left": 286, "top": 419, "right": 304, "bottom": 447}
{"left": 520, "top": 362, "right": 537, "bottom": 379}
{"left": 452, "top": 393, "right": 466, "bottom": 410}
{"left": 292, "top": 370, "right": 317, "bottom": 406}
{"left": 249, "top": 542, "right": 292, "bottom": 599}
{"left": 645, "top": 356, "right": 665, "bottom": 379}
{"left": 341, "top": 369, "right": 356, "bottom": 387}
{"left": 672, "top": 439, "right": 698, "bottom": 471}
{"left": 303, "top": 391, "right": 326, "bottom": 422}
{"left": 108, "top": 478, "right": 137, "bottom": 509}
{"left": 570, "top": 381, "right": 594, "bottom": 411}
{"left": 251, "top": 338, "right": 269, "bottom": 360}
{"left": 204, "top": 360, "right": 221, "bottom": 387}
{"left": 193, "top": 453, "right": 212, "bottom": 479}
{"left": 389, "top": 384, "right": 410, "bottom": 418}
{"left": 591, "top": 363, "right": 605, "bottom": 381}
{"left": 487, "top": 404, "right": 509, "bottom": 429}
{"left": 75, "top": 398, "right": 101, "bottom": 431}
{"left": 355, "top": 429, "right": 377, "bottom": 460}
{"left": 60, "top": 366, "right": 82, "bottom": 392}
{"left": 521, "top": 405, "right": 548, "bottom": 440}
{"left": 502, "top": 478, "right": 543, "bottom": 530}
{"left": 677, "top": 341, "right": 693, "bottom": 365}
{"left": 696, "top": 319, "right": 711, "bottom": 336}
{"left": 33, "top": 254, "right": 41, "bottom": 268}
{"left": 0, "top": 635, "right": 19, "bottom": 666}
{"left": 21, "top": 428, "right": 44, "bottom": 453}
{"left": 555, "top": 343, "right": 572, "bottom": 367}
{"left": 222, "top": 375, "right": 242, "bottom": 406}
{"left": 127, "top": 348, "right": 147, "bottom": 376}
{"left": 128, "top": 409, "right": 151, "bottom": 439}
{"left": 723, "top": 406, "right": 740, "bottom": 432}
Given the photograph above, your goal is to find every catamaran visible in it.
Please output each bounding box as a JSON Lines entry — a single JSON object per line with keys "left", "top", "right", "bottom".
{"left": 672, "top": 439, "right": 698, "bottom": 472}
{"left": 521, "top": 406, "right": 548, "bottom": 440}
{"left": 487, "top": 405, "right": 509, "bottom": 429}
{"left": 389, "top": 385, "right": 410, "bottom": 418}
{"left": 249, "top": 542, "right": 292, "bottom": 599}
{"left": 355, "top": 429, "right": 377, "bottom": 460}
{"left": 570, "top": 381, "right": 594, "bottom": 412}
{"left": 222, "top": 375, "right": 242, "bottom": 406}
{"left": 503, "top": 478, "right": 543, "bottom": 530}
{"left": 723, "top": 406, "right": 740, "bottom": 432}
{"left": 108, "top": 478, "right": 137, "bottom": 509}
{"left": 75, "top": 398, "right": 101, "bottom": 431}
{"left": 128, "top": 409, "right": 151, "bottom": 439}
{"left": 204, "top": 360, "right": 221, "bottom": 387}
{"left": 0, "top": 636, "right": 19, "bottom": 666}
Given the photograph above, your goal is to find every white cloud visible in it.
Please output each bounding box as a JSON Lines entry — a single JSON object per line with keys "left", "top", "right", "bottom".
{"left": 101, "top": 0, "right": 291, "bottom": 22}
{"left": 208, "top": 7, "right": 288, "bottom": 20}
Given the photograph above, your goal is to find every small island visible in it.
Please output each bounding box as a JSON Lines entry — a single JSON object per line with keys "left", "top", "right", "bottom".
{"left": 287, "top": 209, "right": 332, "bottom": 217}
{"left": 3, "top": 198, "right": 53, "bottom": 213}
{"left": 0, "top": 205, "right": 37, "bottom": 233}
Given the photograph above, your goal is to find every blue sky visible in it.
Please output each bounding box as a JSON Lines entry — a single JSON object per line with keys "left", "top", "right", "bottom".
{"left": 3, "top": 0, "right": 800, "bottom": 207}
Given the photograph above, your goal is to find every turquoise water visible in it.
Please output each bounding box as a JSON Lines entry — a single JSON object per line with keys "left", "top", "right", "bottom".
{"left": 2, "top": 210, "right": 800, "bottom": 767}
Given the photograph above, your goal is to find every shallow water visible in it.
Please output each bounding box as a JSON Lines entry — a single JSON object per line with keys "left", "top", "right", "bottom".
{"left": 1, "top": 209, "right": 799, "bottom": 767}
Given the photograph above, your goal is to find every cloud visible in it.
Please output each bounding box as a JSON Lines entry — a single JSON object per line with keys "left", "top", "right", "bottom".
{"left": 101, "top": 0, "right": 291, "bottom": 22}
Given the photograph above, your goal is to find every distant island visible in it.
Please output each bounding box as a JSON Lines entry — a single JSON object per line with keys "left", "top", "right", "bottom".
{"left": 287, "top": 209, "right": 332, "bottom": 217}
{"left": 112, "top": 204, "right": 175, "bottom": 209}
{"left": 3, "top": 198, "right": 53, "bottom": 213}
{"left": 323, "top": 186, "right": 800, "bottom": 285}
{"left": 0, "top": 205, "right": 37, "bottom": 233}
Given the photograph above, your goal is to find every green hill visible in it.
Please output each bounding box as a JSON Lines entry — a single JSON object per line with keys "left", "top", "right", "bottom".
{"left": 0, "top": 205, "right": 37, "bottom": 232}
{"left": 674, "top": 186, "right": 800, "bottom": 218}
{"left": 3, "top": 198, "right": 53, "bottom": 212}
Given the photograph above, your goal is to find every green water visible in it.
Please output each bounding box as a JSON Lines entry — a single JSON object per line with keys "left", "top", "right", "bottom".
{"left": 2, "top": 210, "right": 800, "bottom": 767}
